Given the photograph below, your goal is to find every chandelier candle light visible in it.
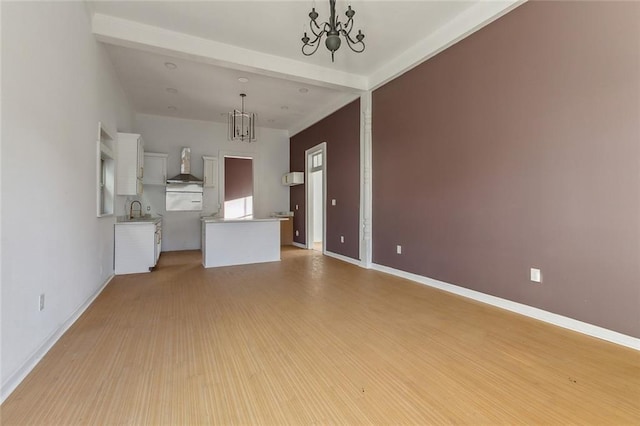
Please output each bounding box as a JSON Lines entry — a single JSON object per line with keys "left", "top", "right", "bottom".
{"left": 301, "top": 0, "right": 365, "bottom": 62}
{"left": 228, "top": 93, "right": 256, "bottom": 142}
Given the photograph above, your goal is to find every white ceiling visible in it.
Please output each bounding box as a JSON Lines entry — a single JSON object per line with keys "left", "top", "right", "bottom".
{"left": 89, "top": 0, "right": 521, "bottom": 134}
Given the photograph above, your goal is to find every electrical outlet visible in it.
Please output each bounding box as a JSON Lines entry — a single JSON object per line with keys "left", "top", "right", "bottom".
{"left": 147, "top": 205, "right": 151, "bottom": 211}
{"left": 340, "top": 236, "right": 344, "bottom": 243}
{"left": 295, "top": 230, "right": 299, "bottom": 237}
{"left": 396, "top": 245, "right": 402, "bottom": 254}
{"left": 530, "top": 268, "right": 542, "bottom": 283}
{"left": 39, "top": 294, "right": 45, "bottom": 311}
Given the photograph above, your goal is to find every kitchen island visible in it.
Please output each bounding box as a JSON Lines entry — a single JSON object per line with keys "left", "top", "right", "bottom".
{"left": 201, "top": 217, "right": 284, "bottom": 268}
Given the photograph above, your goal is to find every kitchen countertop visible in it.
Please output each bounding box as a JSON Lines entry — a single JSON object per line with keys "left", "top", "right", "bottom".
{"left": 116, "top": 216, "right": 162, "bottom": 225}
{"left": 201, "top": 217, "right": 285, "bottom": 224}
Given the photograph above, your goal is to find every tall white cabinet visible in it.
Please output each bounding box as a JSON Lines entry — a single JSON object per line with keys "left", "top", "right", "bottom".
{"left": 116, "top": 132, "right": 144, "bottom": 195}
{"left": 203, "top": 156, "right": 218, "bottom": 188}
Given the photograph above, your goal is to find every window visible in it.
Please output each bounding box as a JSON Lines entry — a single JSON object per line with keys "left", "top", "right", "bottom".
{"left": 97, "top": 123, "right": 116, "bottom": 217}
{"left": 312, "top": 151, "right": 323, "bottom": 168}
{"left": 223, "top": 156, "right": 254, "bottom": 219}
{"left": 311, "top": 151, "right": 323, "bottom": 172}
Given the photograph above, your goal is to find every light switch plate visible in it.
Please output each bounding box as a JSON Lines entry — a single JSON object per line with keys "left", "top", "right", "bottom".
{"left": 396, "top": 245, "right": 402, "bottom": 254}
{"left": 331, "top": 199, "right": 336, "bottom": 206}
{"left": 530, "top": 268, "right": 542, "bottom": 283}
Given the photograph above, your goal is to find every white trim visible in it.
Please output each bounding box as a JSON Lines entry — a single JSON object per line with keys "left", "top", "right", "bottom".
{"left": 92, "top": 13, "right": 368, "bottom": 92}
{"left": 291, "top": 242, "right": 306, "bottom": 249}
{"left": 359, "top": 92, "right": 373, "bottom": 268}
{"left": 371, "top": 263, "right": 640, "bottom": 351}
{"left": 324, "top": 250, "right": 362, "bottom": 267}
{"left": 304, "top": 143, "right": 327, "bottom": 253}
{"left": 1, "top": 274, "right": 115, "bottom": 403}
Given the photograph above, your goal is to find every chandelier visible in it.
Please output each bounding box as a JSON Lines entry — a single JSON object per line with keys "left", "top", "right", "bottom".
{"left": 301, "top": 0, "right": 365, "bottom": 62}
{"left": 228, "top": 93, "right": 256, "bottom": 142}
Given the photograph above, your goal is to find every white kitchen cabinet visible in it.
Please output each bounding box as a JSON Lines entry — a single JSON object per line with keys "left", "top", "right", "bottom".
{"left": 203, "top": 156, "right": 218, "bottom": 188}
{"left": 143, "top": 152, "right": 168, "bottom": 185}
{"left": 116, "top": 132, "right": 144, "bottom": 195}
{"left": 115, "top": 219, "right": 162, "bottom": 274}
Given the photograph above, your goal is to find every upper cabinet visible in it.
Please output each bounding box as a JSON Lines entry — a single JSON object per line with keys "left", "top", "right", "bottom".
{"left": 282, "top": 172, "right": 304, "bottom": 186}
{"left": 203, "top": 156, "right": 218, "bottom": 188}
{"left": 116, "top": 132, "right": 144, "bottom": 196}
{"left": 143, "top": 152, "right": 168, "bottom": 185}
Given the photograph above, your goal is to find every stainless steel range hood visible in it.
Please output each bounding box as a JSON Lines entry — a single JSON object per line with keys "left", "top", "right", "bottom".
{"left": 167, "top": 147, "right": 203, "bottom": 184}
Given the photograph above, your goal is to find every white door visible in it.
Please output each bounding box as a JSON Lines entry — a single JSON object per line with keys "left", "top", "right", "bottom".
{"left": 305, "top": 143, "right": 326, "bottom": 252}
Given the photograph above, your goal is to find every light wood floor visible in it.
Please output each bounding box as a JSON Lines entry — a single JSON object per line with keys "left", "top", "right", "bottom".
{"left": 2, "top": 248, "right": 639, "bottom": 424}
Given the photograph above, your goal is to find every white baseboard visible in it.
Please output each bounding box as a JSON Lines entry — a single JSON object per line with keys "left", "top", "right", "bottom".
{"left": 291, "top": 242, "right": 306, "bottom": 249}
{"left": 1, "top": 274, "right": 114, "bottom": 403}
{"left": 371, "top": 263, "right": 640, "bottom": 351}
{"left": 324, "top": 250, "right": 362, "bottom": 267}
{"left": 290, "top": 243, "right": 363, "bottom": 267}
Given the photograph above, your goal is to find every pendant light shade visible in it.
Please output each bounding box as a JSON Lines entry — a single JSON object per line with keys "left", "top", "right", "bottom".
{"left": 228, "top": 93, "right": 256, "bottom": 142}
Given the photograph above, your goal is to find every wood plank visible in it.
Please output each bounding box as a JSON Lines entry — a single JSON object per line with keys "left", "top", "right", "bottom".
{"left": 2, "top": 248, "right": 639, "bottom": 424}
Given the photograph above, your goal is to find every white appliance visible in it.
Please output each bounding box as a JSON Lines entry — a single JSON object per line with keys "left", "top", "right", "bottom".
{"left": 166, "top": 183, "right": 203, "bottom": 211}
{"left": 282, "top": 172, "right": 304, "bottom": 186}
{"left": 166, "top": 147, "right": 204, "bottom": 211}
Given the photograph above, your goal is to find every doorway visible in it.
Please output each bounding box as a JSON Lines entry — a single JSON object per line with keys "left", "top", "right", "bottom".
{"left": 306, "top": 143, "right": 326, "bottom": 252}
{"left": 220, "top": 153, "right": 255, "bottom": 219}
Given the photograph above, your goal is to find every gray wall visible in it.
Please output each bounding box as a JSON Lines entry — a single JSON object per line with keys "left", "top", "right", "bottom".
{"left": 135, "top": 113, "right": 290, "bottom": 251}
{"left": 1, "top": 1, "right": 133, "bottom": 397}
{"left": 372, "top": 1, "right": 640, "bottom": 337}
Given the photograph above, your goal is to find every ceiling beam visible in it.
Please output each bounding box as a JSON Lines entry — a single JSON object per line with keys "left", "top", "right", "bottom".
{"left": 92, "top": 13, "right": 369, "bottom": 93}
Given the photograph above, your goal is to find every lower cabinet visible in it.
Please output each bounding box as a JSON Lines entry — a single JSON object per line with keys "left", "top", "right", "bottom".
{"left": 280, "top": 217, "right": 293, "bottom": 246}
{"left": 115, "top": 220, "right": 162, "bottom": 274}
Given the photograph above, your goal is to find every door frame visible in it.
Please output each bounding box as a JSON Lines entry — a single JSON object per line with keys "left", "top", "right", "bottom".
{"left": 219, "top": 150, "right": 258, "bottom": 219}
{"left": 305, "top": 142, "right": 327, "bottom": 252}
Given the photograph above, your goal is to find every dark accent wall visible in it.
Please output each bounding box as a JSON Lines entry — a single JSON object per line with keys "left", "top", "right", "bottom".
{"left": 372, "top": 1, "right": 640, "bottom": 337}
{"left": 225, "top": 157, "right": 253, "bottom": 201}
{"left": 290, "top": 99, "right": 361, "bottom": 259}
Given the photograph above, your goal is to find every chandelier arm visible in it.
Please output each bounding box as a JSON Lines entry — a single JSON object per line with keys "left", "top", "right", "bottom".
{"left": 308, "top": 27, "right": 321, "bottom": 39}
{"left": 305, "top": 30, "right": 323, "bottom": 46}
{"left": 302, "top": 32, "right": 324, "bottom": 56}
{"left": 340, "top": 17, "right": 352, "bottom": 35}
{"left": 342, "top": 31, "right": 365, "bottom": 53}
{"left": 306, "top": 18, "right": 328, "bottom": 40}
{"left": 309, "top": 20, "right": 324, "bottom": 37}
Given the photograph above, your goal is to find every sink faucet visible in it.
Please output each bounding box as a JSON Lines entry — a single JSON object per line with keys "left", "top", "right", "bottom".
{"left": 130, "top": 200, "right": 142, "bottom": 219}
